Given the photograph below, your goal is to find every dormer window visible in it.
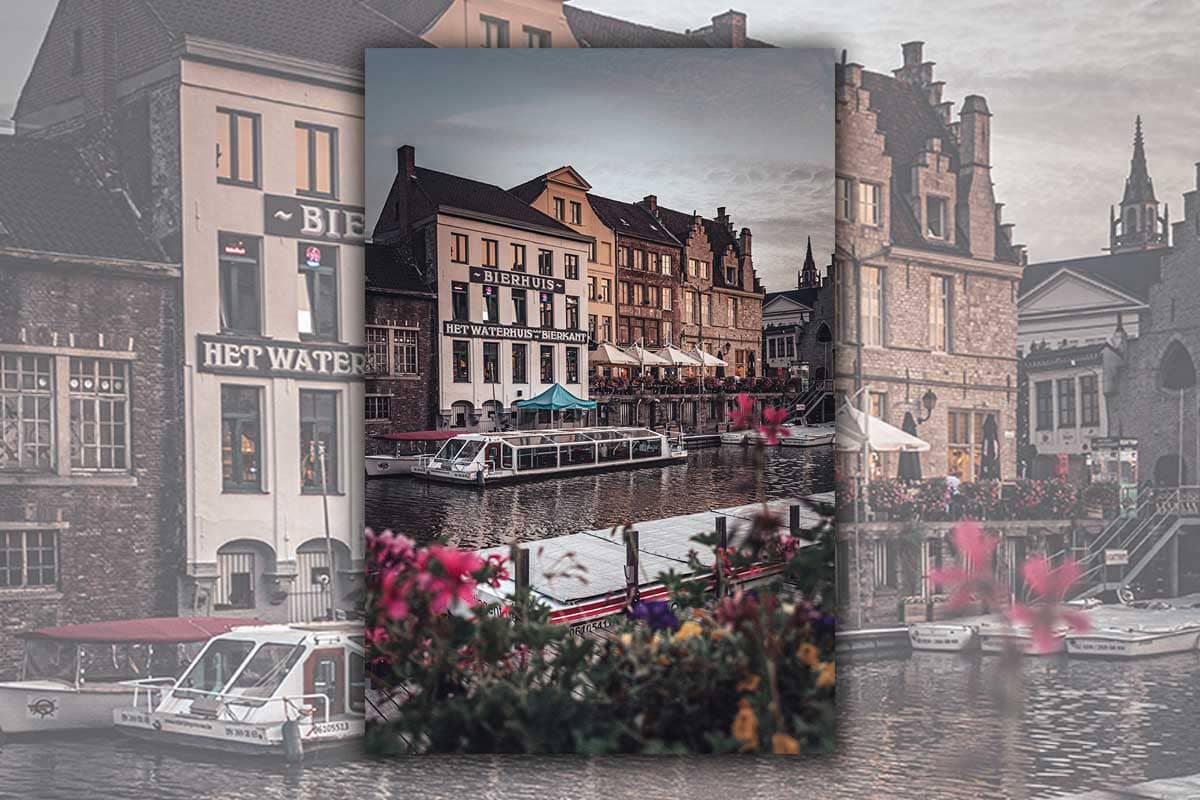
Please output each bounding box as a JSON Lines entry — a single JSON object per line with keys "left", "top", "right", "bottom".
{"left": 857, "top": 182, "right": 881, "bottom": 226}
{"left": 926, "top": 196, "right": 948, "bottom": 239}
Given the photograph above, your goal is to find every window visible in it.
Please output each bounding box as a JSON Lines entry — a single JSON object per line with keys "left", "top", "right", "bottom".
{"left": 836, "top": 176, "right": 853, "bottom": 221}
{"left": 1057, "top": 378, "right": 1076, "bottom": 428}
{"left": 0, "top": 530, "right": 58, "bottom": 588}
{"left": 588, "top": 315, "right": 598, "bottom": 341}
{"left": 862, "top": 266, "right": 883, "bottom": 346}
{"left": 511, "top": 288, "right": 528, "bottom": 326}
{"left": 452, "top": 341, "right": 470, "bottom": 383}
{"left": 569, "top": 201, "right": 582, "bottom": 224}
{"left": 69, "top": 358, "right": 129, "bottom": 470}
{"left": 873, "top": 538, "right": 898, "bottom": 588}
{"left": 294, "top": 122, "right": 337, "bottom": 198}
{"left": 688, "top": 258, "right": 699, "bottom": 278}
{"left": 0, "top": 353, "right": 53, "bottom": 471}
{"left": 394, "top": 329, "right": 418, "bottom": 376}
{"left": 588, "top": 276, "right": 597, "bottom": 301}
{"left": 566, "top": 347, "right": 579, "bottom": 384}
{"left": 703, "top": 295, "right": 713, "bottom": 325}
{"left": 482, "top": 342, "right": 499, "bottom": 384}
{"left": 947, "top": 409, "right": 987, "bottom": 481}
{"left": 365, "top": 327, "right": 418, "bottom": 376}
{"left": 926, "top": 195, "right": 948, "bottom": 239}
{"left": 634, "top": 250, "right": 645, "bottom": 270}
{"left": 482, "top": 239, "right": 499, "bottom": 267}
{"left": 219, "top": 234, "right": 261, "bottom": 334}
{"left": 661, "top": 254, "right": 672, "bottom": 275}
{"left": 1080, "top": 374, "right": 1100, "bottom": 427}
{"left": 512, "top": 244, "right": 526, "bottom": 272}
{"left": 538, "top": 249, "right": 553, "bottom": 276}
{"left": 512, "top": 344, "right": 528, "bottom": 384}
{"left": 297, "top": 243, "right": 338, "bottom": 340}
{"left": 588, "top": 240, "right": 597, "bottom": 262}
{"left": 214, "top": 554, "right": 256, "bottom": 610}
{"left": 452, "top": 282, "right": 469, "bottom": 322}
{"left": 451, "top": 233, "right": 469, "bottom": 264}
{"left": 635, "top": 284, "right": 646, "bottom": 306}
{"left": 539, "top": 292, "right": 555, "bottom": 328}
{"left": 482, "top": 284, "right": 500, "bottom": 323}
{"left": 726, "top": 265, "right": 737, "bottom": 285}
{"left": 525, "top": 25, "right": 551, "bottom": 48}
{"left": 619, "top": 281, "right": 633, "bottom": 305}
{"left": 601, "top": 278, "right": 612, "bottom": 303}
{"left": 216, "top": 108, "right": 259, "bottom": 187}
{"left": 540, "top": 346, "right": 554, "bottom": 384}
{"left": 661, "top": 319, "right": 670, "bottom": 345}
{"left": 618, "top": 247, "right": 630, "bottom": 268}
{"left": 731, "top": 297, "right": 739, "bottom": 326}
{"left": 365, "top": 395, "right": 389, "bottom": 421}
{"left": 481, "top": 15, "right": 510, "bottom": 47}
{"left": 299, "top": 391, "right": 338, "bottom": 492}
{"left": 929, "top": 275, "right": 951, "bottom": 351}
{"left": 566, "top": 295, "right": 580, "bottom": 330}
{"left": 1035, "top": 381, "right": 1053, "bottom": 431}
{"left": 857, "top": 181, "right": 881, "bottom": 226}
{"left": 554, "top": 197, "right": 566, "bottom": 221}
{"left": 618, "top": 317, "right": 630, "bottom": 345}
{"left": 662, "top": 287, "right": 672, "bottom": 311}
{"left": 565, "top": 254, "right": 580, "bottom": 280}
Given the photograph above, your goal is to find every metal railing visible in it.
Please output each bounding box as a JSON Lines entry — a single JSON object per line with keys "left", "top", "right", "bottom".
{"left": 121, "top": 679, "right": 334, "bottom": 724}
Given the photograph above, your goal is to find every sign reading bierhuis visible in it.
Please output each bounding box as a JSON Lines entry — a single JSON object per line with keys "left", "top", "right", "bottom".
{"left": 197, "top": 334, "right": 365, "bottom": 380}
{"left": 442, "top": 321, "right": 588, "bottom": 344}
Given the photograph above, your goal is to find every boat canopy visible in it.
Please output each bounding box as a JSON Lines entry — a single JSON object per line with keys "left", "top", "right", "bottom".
{"left": 515, "top": 383, "right": 597, "bottom": 411}
{"left": 373, "top": 429, "right": 460, "bottom": 442}
{"left": 20, "top": 617, "right": 268, "bottom": 644}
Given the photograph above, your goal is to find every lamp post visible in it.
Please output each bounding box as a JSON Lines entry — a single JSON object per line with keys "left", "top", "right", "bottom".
{"left": 313, "top": 440, "right": 335, "bottom": 622}
{"left": 917, "top": 388, "right": 938, "bottom": 424}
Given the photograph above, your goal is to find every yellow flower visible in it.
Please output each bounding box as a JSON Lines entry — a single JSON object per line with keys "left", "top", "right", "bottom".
{"left": 797, "top": 642, "right": 821, "bottom": 669}
{"left": 619, "top": 633, "right": 633, "bottom": 648}
{"left": 736, "top": 674, "right": 761, "bottom": 693}
{"left": 731, "top": 698, "right": 759, "bottom": 752}
{"left": 675, "top": 621, "right": 703, "bottom": 641}
{"left": 815, "top": 661, "right": 836, "bottom": 689}
{"left": 710, "top": 627, "right": 726, "bottom": 641}
{"left": 771, "top": 732, "right": 802, "bottom": 755}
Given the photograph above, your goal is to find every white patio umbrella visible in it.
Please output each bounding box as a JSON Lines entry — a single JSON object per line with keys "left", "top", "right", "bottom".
{"left": 623, "top": 344, "right": 672, "bottom": 367}
{"left": 687, "top": 348, "right": 727, "bottom": 368}
{"left": 589, "top": 342, "right": 641, "bottom": 366}
{"left": 653, "top": 344, "right": 702, "bottom": 367}
{"left": 836, "top": 402, "right": 930, "bottom": 452}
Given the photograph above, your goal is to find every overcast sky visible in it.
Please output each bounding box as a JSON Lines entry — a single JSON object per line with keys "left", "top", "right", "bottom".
{"left": 366, "top": 48, "right": 831, "bottom": 292}
{"left": 5, "top": 1, "right": 1199, "bottom": 266}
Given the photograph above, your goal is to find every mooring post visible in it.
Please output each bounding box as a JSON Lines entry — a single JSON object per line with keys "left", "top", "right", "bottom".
{"left": 790, "top": 504, "right": 801, "bottom": 537}
{"left": 511, "top": 544, "right": 530, "bottom": 622}
{"left": 624, "top": 526, "right": 640, "bottom": 607}
{"left": 715, "top": 516, "right": 729, "bottom": 597}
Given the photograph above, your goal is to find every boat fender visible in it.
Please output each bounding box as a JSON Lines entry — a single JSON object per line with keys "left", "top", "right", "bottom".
{"left": 282, "top": 720, "right": 304, "bottom": 763}
{"left": 476, "top": 469, "right": 485, "bottom": 486}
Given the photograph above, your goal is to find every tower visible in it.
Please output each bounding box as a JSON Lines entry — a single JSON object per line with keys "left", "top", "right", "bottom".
{"left": 1109, "top": 116, "right": 1169, "bottom": 252}
{"left": 799, "top": 236, "right": 819, "bottom": 288}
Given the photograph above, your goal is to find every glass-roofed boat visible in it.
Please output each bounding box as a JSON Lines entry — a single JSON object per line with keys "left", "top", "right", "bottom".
{"left": 411, "top": 426, "right": 688, "bottom": 485}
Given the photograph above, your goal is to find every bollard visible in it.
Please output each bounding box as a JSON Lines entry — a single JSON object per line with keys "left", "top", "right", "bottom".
{"left": 715, "top": 516, "right": 729, "bottom": 598}
{"left": 624, "top": 526, "right": 640, "bottom": 606}
{"left": 511, "top": 545, "right": 530, "bottom": 622}
{"left": 790, "top": 504, "right": 801, "bottom": 537}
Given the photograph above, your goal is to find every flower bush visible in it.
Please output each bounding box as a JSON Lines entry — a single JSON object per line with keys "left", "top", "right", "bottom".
{"left": 1083, "top": 482, "right": 1120, "bottom": 517}
{"left": 1040, "top": 477, "right": 1079, "bottom": 519}
{"left": 868, "top": 478, "right": 912, "bottom": 520}
{"left": 956, "top": 480, "right": 1003, "bottom": 520}
{"left": 912, "top": 478, "right": 952, "bottom": 521}
{"left": 364, "top": 499, "right": 837, "bottom": 755}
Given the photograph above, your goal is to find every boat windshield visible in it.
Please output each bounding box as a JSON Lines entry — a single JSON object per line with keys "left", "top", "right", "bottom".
{"left": 224, "top": 642, "right": 305, "bottom": 701}
{"left": 434, "top": 438, "right": 485, "bottom": 464}
{"left": 23, "top": 640, "right": 77, "bottom": 683}
{"left": 78, "top": 642, "right": 164, "bottom": 683}
{"left": 175, "top": 638, "right": 256, "bottom": 698}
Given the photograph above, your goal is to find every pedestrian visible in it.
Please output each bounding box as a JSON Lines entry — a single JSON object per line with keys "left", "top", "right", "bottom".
{"left": 945, "top": 473, "right": 962, "bottom": 519}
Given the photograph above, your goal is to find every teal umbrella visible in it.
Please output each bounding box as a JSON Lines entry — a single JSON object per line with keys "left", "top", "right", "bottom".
{"left": 515, "top": 384, "right": 597, "bottom": 428}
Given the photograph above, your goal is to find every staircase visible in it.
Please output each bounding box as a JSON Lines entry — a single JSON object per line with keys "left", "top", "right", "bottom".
{"left": 791, "top": 379, "right": 832, "bottom": 424}
{"left": 1068, "top": 486, "right": 1200, "bottom": 601}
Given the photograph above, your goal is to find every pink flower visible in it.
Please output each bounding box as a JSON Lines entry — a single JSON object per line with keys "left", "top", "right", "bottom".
{"left": 928, "top": 521, "right": 1003, "bottom": 611}
{"left": 1006, "top": 556, "right": 1090, "bottom": 653}
{"left": 729, "top": 392, "right": 755, "bottom": 430}
{"left": 758, "top": 406, "right": 791, "bottom": 445}
{"left": 424, "top": 546, "right": 485, "bottom": 614}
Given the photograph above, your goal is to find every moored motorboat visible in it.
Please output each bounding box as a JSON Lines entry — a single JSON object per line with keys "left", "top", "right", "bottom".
{"left": 978, "top": 620, "right": 1066, "bottom": 655}
{"left": 114, "top": 621, "right": 364, "bottom": 759}
{"left": 413, "top": 427, "right": 687, "bottom": 485}
{"left": 908, "top": 616, "right": 993, "bottom": 652}
{"left": 365, "top": 430, "right": 459, "bottom": 477}
{"left": 720, "top": 430, "right": 749, "bottom": 445}
{"left": 780, "top": 423, "right": 835, "bottom": 448}
{"left": 1063, "top": 603, "right": 1200, "bottom": 658}
{"left": 0, "top": 617, "right": 264, "bottom": 735}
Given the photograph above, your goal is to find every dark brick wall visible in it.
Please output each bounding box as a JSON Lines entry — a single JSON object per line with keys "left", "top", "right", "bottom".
{"left": 365, "top": 288, "right": 439, "bottom": 451}
{"left": 615, "top": 236, "right": 679, "bottom": 347}
{"left": 0, "top": 257, "right": 183, "bottom": 678}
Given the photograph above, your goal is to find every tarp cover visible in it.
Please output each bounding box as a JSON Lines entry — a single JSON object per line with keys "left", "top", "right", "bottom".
{"left": 21, "top": 617, "right": 268, "bottom": 643}
{"left": 515, "top": 383, "right": 598, "bottom": 411}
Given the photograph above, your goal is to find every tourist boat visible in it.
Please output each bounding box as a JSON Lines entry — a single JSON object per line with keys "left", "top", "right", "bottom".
{"left": 365, "top": 430, "right": 459, "bottom": 477}
{"left": 780, "top": 423, "right": 836, "bottom": 448}
{"left": 0, "top": 617, "right": 262, "bottom": 735}
{"left": 412, "top": 426, "right": 687, "bottom": 485}
{"left": 908, "top": 617, "right": 992, "bottom": 652}
{"left": 114, "top": 621, "right": 363, "bottom": 759}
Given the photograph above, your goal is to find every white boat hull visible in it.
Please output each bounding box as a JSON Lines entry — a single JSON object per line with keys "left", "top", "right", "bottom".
{"left": 781, "top": 432, "right": 835, "bottom": 448}
{"left": 114, "top": 706, "right": 363, "bottom": 755}
{"left": 909, "top": 622, "right": 979, "bottom": 652}
{"left": 0, "top": 681, "right": 141, "bottom": 733}
{"left": 365, "top": 454, "right": 420, "bottom": 477}
{"left": 720, "top": 432, "right": 748, "bottom": 445}
{"left": 414, "top": 451, "right": 688, "bottom": 485}
{"left": 1064, "top": 626, "right": 1200, "bottom": 658}
{"left": 979, "top": 629, "right": 1065, "bottom": 655}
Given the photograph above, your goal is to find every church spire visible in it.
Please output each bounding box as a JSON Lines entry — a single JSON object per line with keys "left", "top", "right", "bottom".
{"left": 799, "top": 236, "right": 819, "bottom": 288}
{"left": 1110, "top": 115, "right": 1168, "bottom": 253}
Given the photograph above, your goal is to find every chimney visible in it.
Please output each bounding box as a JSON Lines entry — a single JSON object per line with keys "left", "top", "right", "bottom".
{"left": 739, "top": 227, "right": 752, "bottom": 258}
{"left": 643, "top": 194, "right": 658, "bottom": 213}
{"left": 80, "top": 0, "right": 119, "bottom": 118}
{"left": 710, "top": 10, "right": 747, "bottom": 48}
{"left": 842, "top": 62, "right": 862, "bottom": 87}
{"left": 894, "top": 41, "right": 934, "bottom": 87}
{"left": 956, "top": 95, "right": 996, "bottom": 260}
{"left": 398, "top": 145, "right": 416, "bottom": 179}
{"left": 902, "top": 41, "right": 924, "bottom": 68}
{"left": 959, "top": 95, "right": 991, "bottom": 167}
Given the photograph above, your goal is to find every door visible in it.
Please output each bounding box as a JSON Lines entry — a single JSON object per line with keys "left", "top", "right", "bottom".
{"left": 304, "top": 648, "right": 345, "bottom": 717}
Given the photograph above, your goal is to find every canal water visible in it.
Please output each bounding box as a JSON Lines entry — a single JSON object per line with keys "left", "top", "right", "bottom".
{"left": 365, "top": 444, "right": 836, "bottom": 547}
{"left": 6, "top": 652, "right": 1199, "bottom": 799}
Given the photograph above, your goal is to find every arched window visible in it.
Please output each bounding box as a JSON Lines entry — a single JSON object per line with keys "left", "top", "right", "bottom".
{"left": 1160, "top": 341, "right": 1197, "bottom": 391}
{"left": 451, "top": 400, "right": 475, "bottom": 429}
{"left": 816, "top": 323, "right": 833, "bottom": 343}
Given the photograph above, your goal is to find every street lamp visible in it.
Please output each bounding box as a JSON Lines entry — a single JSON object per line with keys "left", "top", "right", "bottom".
{"left": 917, "top": 388, "right": 938, "bottom": 424}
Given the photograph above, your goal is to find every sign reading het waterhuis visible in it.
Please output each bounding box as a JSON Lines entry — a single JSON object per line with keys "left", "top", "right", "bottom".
{"left": 442, "top": 321, "right": 588, "bottom": 345}
{"left": 469, "top": 267, "right": 564, "bottom": 294}
{"left": 264, "top": 194, "right": 366, "bottom": 244}
{"left": 197, "top": 335, "right": 365, "bottom": 381}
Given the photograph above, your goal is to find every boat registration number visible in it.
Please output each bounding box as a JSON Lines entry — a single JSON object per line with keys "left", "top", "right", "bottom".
{"left": 310, "top": 720, "right": 352, "bottom": 736}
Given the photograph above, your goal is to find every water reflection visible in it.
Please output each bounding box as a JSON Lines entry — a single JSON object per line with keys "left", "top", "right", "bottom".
{"left": 365, "top": 445, "right": 835, "bottom": 547}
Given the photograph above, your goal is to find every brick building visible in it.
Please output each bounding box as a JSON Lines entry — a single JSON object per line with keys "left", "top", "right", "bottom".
{"left": 0, "top": 137, "right": 181, "bottom": 676}
{"left": 835, "top": 42, "right": 1025, "bottom": 481}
